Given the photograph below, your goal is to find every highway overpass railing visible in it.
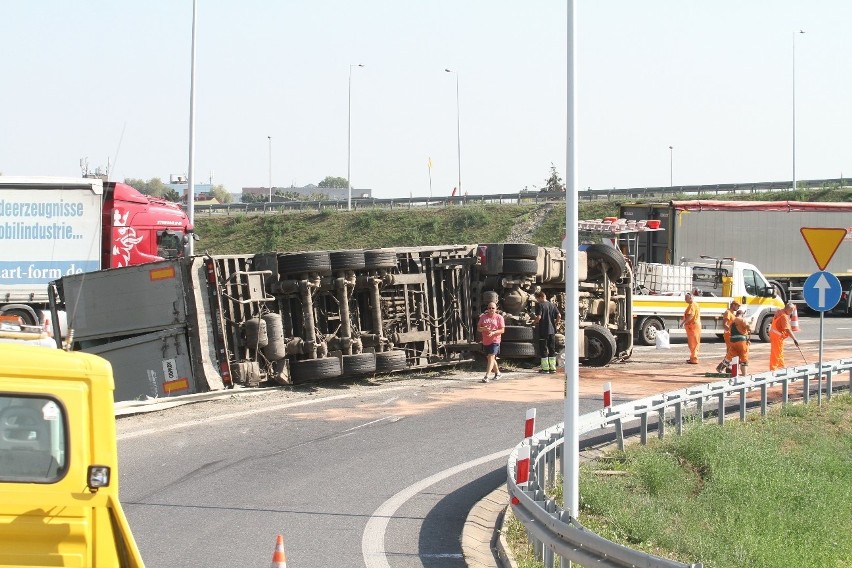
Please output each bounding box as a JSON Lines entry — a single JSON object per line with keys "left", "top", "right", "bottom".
{"left": 193, "top": 177, "right": 851, "bottom": 216}
{"left": 506, "top": 358, "right": 852, "bottom": 567}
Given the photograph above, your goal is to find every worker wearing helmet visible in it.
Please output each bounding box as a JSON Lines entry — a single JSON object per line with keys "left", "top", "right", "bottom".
{"left": 769, "top": 303, "right": 799, "bottom": 371}
{"left": 729, "top": 309, "right": 752, "bottom": 376}
{"left": 682, "top": 292, "right": 701, "bottom": 364}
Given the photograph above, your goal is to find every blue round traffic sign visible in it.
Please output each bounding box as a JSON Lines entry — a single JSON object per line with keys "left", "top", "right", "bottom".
{"left": 803, "top": 271, "right": 842, "bottom": 312}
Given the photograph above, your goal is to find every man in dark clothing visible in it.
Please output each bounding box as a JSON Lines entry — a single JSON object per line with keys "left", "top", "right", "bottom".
{"left": 532, "top": 291, "right": 561, "bottom": 373}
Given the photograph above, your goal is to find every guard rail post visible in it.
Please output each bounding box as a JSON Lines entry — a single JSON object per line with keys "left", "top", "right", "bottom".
{"left": 657, "top": 404, "right": 666, "bottom": 439}
{"left": 614, "top": 418, "right": 624, "bottom": 451}
{"left": 803, "top": 369, "right": 810, "bottom": 404}
{"left": 674, "top": 400, "right": 683, "bottom": 435}
{"left": 760, "top": 382, "right": 768, "bottom": 415}
{"left": 638, "top": 406, "right": 648, "bottom": 445}
{"left": 739, "top": 386, "right": 747, "bottom": 422}
{"left": 826, "top": 366, "right": 834, "bottom": 401}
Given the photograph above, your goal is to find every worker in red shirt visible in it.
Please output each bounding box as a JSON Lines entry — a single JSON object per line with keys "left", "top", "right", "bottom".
{"left": 769, "top": 303, "right": 799, "bottom": 371}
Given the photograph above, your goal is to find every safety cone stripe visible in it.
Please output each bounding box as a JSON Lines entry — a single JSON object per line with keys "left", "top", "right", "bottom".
{"left": 271, "top": 534, "right": 287, "bottom": 568}
{"left": 524, "top": 408, "right": 536, "bottom": 439}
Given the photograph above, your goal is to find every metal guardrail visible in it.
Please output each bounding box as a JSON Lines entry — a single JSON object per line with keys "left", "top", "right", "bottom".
{"left": 193, "top": 178, "right": 851, "bottom": 216}
{"left": 506, "top": 358, "right": 852, "bottom": 567}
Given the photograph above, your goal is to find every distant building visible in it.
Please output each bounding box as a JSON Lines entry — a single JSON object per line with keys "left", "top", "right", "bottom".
{"left": 168, "top": 174, "right": 213, "bottom": 197}
{"left": 242, "top": 184, "right": 372, "bottom": 201}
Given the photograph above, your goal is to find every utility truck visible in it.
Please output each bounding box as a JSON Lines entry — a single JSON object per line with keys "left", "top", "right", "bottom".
{"left": 0, "top": 176, "right": 192, "bottom": 327}
{"left": 48, "top": 242, "right": 633, "bottom": 402}
{"left": 579, "top": 221, "right": 784, "bottom": 346}
{"left": 620, "top": 200, "right": 852, "bottom": 313}
{"left": 0, "top": 344, "right": 144, "bottom": 567}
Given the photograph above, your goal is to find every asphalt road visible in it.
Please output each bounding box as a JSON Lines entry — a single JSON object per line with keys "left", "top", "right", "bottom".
{"left": 116, "top": 314, "right": 852, "bottom": 567}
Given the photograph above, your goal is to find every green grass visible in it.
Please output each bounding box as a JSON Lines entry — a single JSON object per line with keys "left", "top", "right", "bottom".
{"left": 508, "top": 394, "right": 852, "bottom": 567}
{"left": 194, "top": 188, "right": 852, "bottom": 255}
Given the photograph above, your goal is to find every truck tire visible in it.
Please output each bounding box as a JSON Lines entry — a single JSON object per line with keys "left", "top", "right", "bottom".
{"left": 503, "top": 243, "right": 538, "bottom": 259}
{"left": 636, "top": 317, "right": 664, "bottom": 347}
{"left": 278, "top": 252, "right": 332, "bottom": 276}
{"left": 502, "top": 325, "right": 534, "bottom": 342}
{"left": 376, "top": 349, "right": 407, "bottom": 372}
{"left": 497, "top": 342, "right": 537, "bottom": 358}
{"left": 582, "top": 324, "right": 617, "bottom": 367}
{"left": 585, "top": 244, "right": 626, "bottom": 282}
{"left": 342, "top": 353, "right": 377, "bottom": 376}
{"left": 769, "top": 281, "right": 787, "bottom": 303}
{"left": 290, "top": 357, "right": 342, "bottom": 383}
{"left": 501, "top": 258, "right": 537, "bottom": 275}
{"left": 758, "top": 315, "right": 773, "bottom": 343}
{"left": 364, "top": 249, "right": 398, "bottom": 270}
{"left": 330, "top": 250, "right": 366, "bottom": 271}
{"left": 244, "top": 318, "right": 269, "bottom": 349}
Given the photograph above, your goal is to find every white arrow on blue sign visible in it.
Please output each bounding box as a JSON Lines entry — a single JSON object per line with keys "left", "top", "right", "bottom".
{"left": 803, "top": 271, "right": 842, "bottom": 312}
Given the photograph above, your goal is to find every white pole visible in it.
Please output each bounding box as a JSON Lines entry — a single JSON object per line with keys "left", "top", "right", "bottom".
{"left": 669, "top": 145, "right": 673, "bottom": 187}
{"left": 445, "top": 69, "right": 462, "bottom": 194}
{"left": 564, "top": 0, "right": 580, "bottom": 519}
{"left": 268, "top": 136, "right": 272, "bottom": 203}
{"left": 348, "top": 64, "right": 364, "bottom": 211}
{"left": 793, "top": 30, "right": 804, "bottom": 192}
{"left": 186, "top": 0, "right": 198, "bottom": 256}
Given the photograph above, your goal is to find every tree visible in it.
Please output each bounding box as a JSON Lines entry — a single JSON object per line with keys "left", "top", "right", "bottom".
{"left": 318, "top": 176, "right": 348, "bottom": 188}
{"left": 123, "top": 177, "right": 169, "bottom": 197}
{"left": 210, "top": 184, "right": 233, "bottom": 204}
{"left": 163, "top": 188, "right": 181, "bottom": 202}
{"left": 542, "top": 164, "right": 566, "bottom": 193}
{"left": 241, "top": 193, "right": 268, "bottom": 204}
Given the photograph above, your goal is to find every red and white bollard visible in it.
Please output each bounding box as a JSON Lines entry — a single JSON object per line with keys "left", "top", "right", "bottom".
{"left": 603, "top": 382, "right": 612, "bottom": 409}
{"left": 731, "top": 356, "right": 739, "bottom": 378}
{"left": 524, "top": 408, "right": 536, "bottom": 439}
{"left": 516, "top": 445, "right": 531, "bottom": 488}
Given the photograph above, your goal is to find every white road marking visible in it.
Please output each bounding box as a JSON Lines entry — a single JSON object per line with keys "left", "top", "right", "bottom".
{"left": 361, "top": 449, "right": 510, "bottom": 568}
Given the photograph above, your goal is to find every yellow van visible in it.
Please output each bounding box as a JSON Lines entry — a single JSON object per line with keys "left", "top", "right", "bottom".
{"left": 0, "top": 344, "right": 143, "bottom": 567}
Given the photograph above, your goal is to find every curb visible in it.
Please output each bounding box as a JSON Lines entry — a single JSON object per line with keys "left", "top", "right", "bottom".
{"left": 461, "top": 484, "right": 514, "bottom": 568}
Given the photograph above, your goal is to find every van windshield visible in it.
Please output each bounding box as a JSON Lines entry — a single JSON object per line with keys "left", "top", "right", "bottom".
{"left": 0, "top": 396, "right": 66, "bottom": 482}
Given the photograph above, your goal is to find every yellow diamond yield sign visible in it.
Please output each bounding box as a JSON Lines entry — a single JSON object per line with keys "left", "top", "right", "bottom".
{"left": 800, "top": 227, "right": 848, "bottom": 270}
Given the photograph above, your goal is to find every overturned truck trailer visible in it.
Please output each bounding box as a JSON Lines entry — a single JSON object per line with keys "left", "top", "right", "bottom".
{"left": 48, "top": 243, "right": 632, "bottom": 402}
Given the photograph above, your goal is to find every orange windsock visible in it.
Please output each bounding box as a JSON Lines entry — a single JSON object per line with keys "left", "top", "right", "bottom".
{"left": 270, "top": 534, "right": 287, "bottom": 568}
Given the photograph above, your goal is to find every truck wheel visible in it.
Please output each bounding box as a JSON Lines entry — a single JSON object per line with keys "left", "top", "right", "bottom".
{"left": 502, "top": 326, "right": 534, "bottom": 342}
{"left": 758, "top": 315, "right": 773, "bottom": 343}
{"left": 342, "top": 353, "right": 377, "bottom": 376}
{"left": 636, "top": 317, "right": 664, "bottom": 346}
{"left": 501, "top": 258, "right": 537, "bottom": 274}
{"left": 497, "top": 342, "right": 537, "bottom": 358}
{"left": 1, "top": 307, "right": 38, "bottom": 327}
{"left": 503, "top": 243, "right": 538, "bottom": 259}
{"left": 769, "top": 281, "right": 787, "bottom": 303}
{"left": 376, "top": 349, "right": 407, "bottom": 372}
{"left": 585, "top": 244, "right": 626, "bottom": 282}
{"left": 364, "top": 249, "right": 398, "bottom": 270}
{"left": 330, "top": 250, "right": 366, "bottom": 271}
{"left": 278, "top": 252, "right": 332, "bottom": 276}
{"left": 582, "top": 324, "right": 617, "bottom": 367}
{"left": 291, "top": 357, "right": 342, "bottom": 383}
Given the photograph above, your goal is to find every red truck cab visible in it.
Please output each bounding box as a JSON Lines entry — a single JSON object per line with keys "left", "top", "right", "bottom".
{"left": 102, "top": 181, "right": 193, "bottom": 268}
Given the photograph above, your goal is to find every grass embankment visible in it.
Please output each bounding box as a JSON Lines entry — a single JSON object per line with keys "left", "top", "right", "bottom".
{"left": 507, "top": 393, "right": 852, "bottom": 567}
{"left": 195, "top": 187, "right": 852, "bottom": 255}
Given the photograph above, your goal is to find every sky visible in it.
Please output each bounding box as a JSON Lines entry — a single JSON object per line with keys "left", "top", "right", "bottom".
{"left": 2, "top": 1, "right": 851, "bottom": 199}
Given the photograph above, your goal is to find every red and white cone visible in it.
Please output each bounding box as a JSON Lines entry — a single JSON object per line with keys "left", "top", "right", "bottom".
{"left": 524, "top": 408, "right": 536, "bottom": 439}
{"left": 790, "top": 305, "right": 800, "bottom": 332}
{"left": 271, "top": 534, "right": 287, "bottom": 568}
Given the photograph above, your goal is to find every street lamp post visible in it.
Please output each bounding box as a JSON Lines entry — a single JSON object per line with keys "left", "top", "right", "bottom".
{"left": 792, "top": 30, "right": 804, "bottom": 192}
{"left": 348, "top": 63, "right": 365, "bottom": 211}
{"left": 669, "top": 145, "right": 673, "bottom": 187}
{"left": 445, "top": 68, "right": 461, "bottom": 195}
{"left": 268, "top": 136, "right": 272, "bottom": 203}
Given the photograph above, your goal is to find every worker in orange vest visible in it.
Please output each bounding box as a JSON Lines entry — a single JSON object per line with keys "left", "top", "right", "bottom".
{"left": 728, "top": 309, "right": 752, "bottom": 376}
{"left": 769, "top": 303, "right": 799, "bottom": 371}
{"left": 715, "top": 299, "right": 740, "bottom": 373}
{"left": 682, "top": 292, "right": 701, "bottom": 364}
